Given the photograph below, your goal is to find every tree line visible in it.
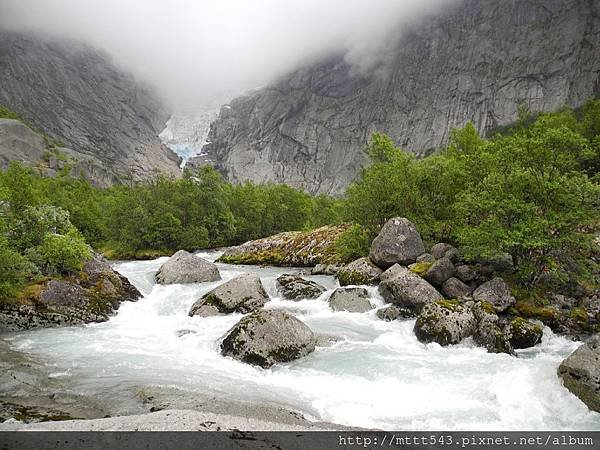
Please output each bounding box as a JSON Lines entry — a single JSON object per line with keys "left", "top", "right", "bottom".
{"left": 0, "top": 100, "right": 599, "bottom": 301}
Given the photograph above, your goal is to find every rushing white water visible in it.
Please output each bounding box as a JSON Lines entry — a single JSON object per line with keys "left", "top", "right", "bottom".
{"left": 4, "top": 251, "right": 600, "bottom": 430}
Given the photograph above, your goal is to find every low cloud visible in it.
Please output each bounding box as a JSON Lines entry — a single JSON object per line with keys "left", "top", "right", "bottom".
{"left": 0, "top": 0, "right": 460, "bottom": 107}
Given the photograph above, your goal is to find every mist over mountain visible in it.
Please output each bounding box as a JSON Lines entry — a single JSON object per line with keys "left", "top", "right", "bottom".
{"left": 0, "top": 0, "right": 459, "bottom": 108}
{"left": 193, "top": 0, "right": 600, "bottom": 194}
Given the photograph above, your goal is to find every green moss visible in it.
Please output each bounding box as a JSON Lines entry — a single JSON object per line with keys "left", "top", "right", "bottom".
{"left": 515, "top": 300, "right": 560, "bottom": 324}
{"left": 435, "top": 299, "right": 461, "bottom": 312}
{"left": 478, "top": 301, "right": 496, "bottom": 315}
{"left": 569, "top": 307, "right": 588, "bottom": 322}
{"left": 337, "top": 270, "right": 367, "bottom": 286}
{"left": 409, "top": 261, "right": 433, "bottom": 277}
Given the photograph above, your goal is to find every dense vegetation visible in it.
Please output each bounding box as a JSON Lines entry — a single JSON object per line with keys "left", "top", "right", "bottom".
{"left": 339, "top": 100, "right": 600, "bottom": 292}
{"left": 0, "top": 100, "right": 598, "bottom": 302}
{"left": 0, "top": 161, "right": 340, "bottom": 300}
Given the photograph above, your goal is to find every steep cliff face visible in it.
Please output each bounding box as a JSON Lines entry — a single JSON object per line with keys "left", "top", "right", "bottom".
{"left": 0, "top": 32, "right": 181, "bottom": 186}
{"left": 194, "top": 0, "right": 600, "bottom": 195}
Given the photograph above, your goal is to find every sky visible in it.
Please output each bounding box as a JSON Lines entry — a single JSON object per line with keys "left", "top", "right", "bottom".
{"left": 0, "top": 0, "right": 459, "bottom": 108}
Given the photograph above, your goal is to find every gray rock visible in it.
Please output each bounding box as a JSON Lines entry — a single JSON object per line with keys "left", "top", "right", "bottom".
{"left": 314, "top": 334, "right": 342, "bottom": 347}
{"left": 337, "top": 257, "right": 383, "bottom": 286}
{"left": 471, "top": 302, "right": 514, "bottom": 355}
{"left": 472, "top": 278, "right": 516, "bottom": 313}
{"left": 39, "top": 281, "right": 90, "bottom": 307}
{"left": 276, "top": 274, "right": 326, "bottom": 301}
{"left": 424, "top": 257, "right": 456, "bottom": 286}
{"left": 455, "top": 265, "right": 477, "bottom": 283}
{"left": 0, "top": 32, "right": 181, "bottom": 187}
{"left": 0, "top": 119, "right": 46, "bottom": 168}
{"left": 414, "top": 301, "right": 477, "bottom": 346}
{"left": 431, "top": 243, "right": 459, "bottom": 262}
{"left": 376, "top": 305, "right": 413, "bottom": 322}
{"left": 189, "top": 273, "right": 268, "bottom": 315}
{"left": 190, "top": 305, "right": 221, "bottom": 318}
{"left": 369, "top": 218, "right": 425, "bottom": 268}
{"left": 155, "top": 250, "right": 221, "bottom": 285}
{"left": 328, "top": 288, "right": 373, "bottom": 313}
{"left": 311, "top": 264, "right": 343, "bottom": 276}
{"left": 504, "top": 318, "right": 543, "bottom": 349}
{"left": 558, "top": 335, "right": 600, "bottom": 413}
{"left": 416, "top": 253, "right": 436, "bottom": 264}
{"left": 441, "top": 277, "right": 472, "bottom": 299}
{"left": 378, "top": 264, "right": 443, "bottom": 314}
{"left": 221, "top": 310, "right": 316, "bottom": 368}
{"left": 193, "top": 1, "right": 599, "bottom": 195}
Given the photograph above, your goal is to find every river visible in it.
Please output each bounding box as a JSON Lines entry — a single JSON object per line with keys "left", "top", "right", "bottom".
{"left": 3, "top": 251, "right": 600, "bottom": 430}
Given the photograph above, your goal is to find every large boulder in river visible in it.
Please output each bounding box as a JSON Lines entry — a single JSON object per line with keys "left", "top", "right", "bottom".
{"left": 558, "top": 335, "right": 600, "bottom": 413}
{"left": 379, "top": 264, "right": 443, "bottom": 314}
{"left": 276, "top": 274, "right": 326, "bottom": 300}
{"left": 155, "top": 250, "right": 220, "bottom": 285}
{"left": 472, "top": 278, "right": 516, "bottom": 312}
{"left": 414, "top": 300, "right": 477, "bottom": 346}
{"left": 471, "top": 302, "right": 514, "bottom": 355}
{"left": 505, "top": 317, "right": 543, "bottom": 349}
{"left": 424, "top": 257, "right": 455, "bottom": 287}
{"left": 369, "top": 218, "right": 425, "bottom": 269}
{"left": 376, "top": 305, "right": 413, "bottom": 321}
{"left": 337, "top": 257, "right": 382, "bottom": 286}
{"left": 328, "top": 287, "right": 373, "bottom": 313}
{"left": 221, "top": 310, "right": 316, "bottom": 368}
{"left": 189, "top": 273, "right": 268, "bottom": 315}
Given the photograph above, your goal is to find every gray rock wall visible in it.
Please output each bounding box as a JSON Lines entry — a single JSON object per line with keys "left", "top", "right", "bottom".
{"left": 195, "top": 0, "right": 600, "bottom": 194}
{"left": 0, "top": 32, "right": 181, "bottom": 186}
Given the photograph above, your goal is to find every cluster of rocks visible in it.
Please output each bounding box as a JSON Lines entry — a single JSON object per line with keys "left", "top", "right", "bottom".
{"left": 332, "top": 217, "right": 547, "bottom": 355}
{"left": 155, "top": 250, "right": 377, "bottom": 368}
{"left": 0, "top": 253, "right": 141, "bottom": 331}
{"left": 184, "top": 268, "right": 374, "bottom": 367}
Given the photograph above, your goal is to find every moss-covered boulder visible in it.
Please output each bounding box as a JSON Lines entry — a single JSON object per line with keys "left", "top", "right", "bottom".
{"left": 505, "top": 317, "right": 543, "bottom": 349}
{"left": 0, "top": 253, "right": 140, "bottom": 331}
{"left": 221, "top": 310, "right": 316, "bottom": 368}
{"left": 337, "top": 257, "right": 382, "bottom": 286}
{"left": 276, "top": 274, "right": 326, "bottom": 301}
{"left": 218, "top": 225, "right": 347, "bottom": 266}
{"left": 189, "top": 273, "right": 268, "bottom": 316}
{"left": 472, "top": 302, "right": 514, "bottom": 355}
{"left": 414, "top": 300, "right": 477, "bottom": 346}
{"left": 558, "top": 335, "right": 600, "bottom": 413}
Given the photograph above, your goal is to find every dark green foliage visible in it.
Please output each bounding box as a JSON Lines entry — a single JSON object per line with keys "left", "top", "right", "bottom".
{"left": 334, "top": 224, "right": 371, "bottom": 263}
{"left": 0, "top": 159, "right": 342, "bottom": 299}
{"left": 343, "top": 100, "right": 600, "bottom": 289}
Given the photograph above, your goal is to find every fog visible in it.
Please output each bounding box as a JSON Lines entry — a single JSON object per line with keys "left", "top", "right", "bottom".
{"left": 0, "top": 0, "right": 459, "bottom": 107}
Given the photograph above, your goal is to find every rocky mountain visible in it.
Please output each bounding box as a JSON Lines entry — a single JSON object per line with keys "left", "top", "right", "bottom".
{"left": 0, "top": 32, "right": 181, "bottom": 186}
{"left": 191, "top": 0, "right": 600, "bottom": 195}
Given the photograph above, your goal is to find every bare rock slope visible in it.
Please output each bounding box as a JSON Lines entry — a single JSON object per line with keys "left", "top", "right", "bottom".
{"left": 0, "top": 32, "right": 181, "bottom": 186}
{"left": 193, "top": 0, "right": 600, "bottom": 194}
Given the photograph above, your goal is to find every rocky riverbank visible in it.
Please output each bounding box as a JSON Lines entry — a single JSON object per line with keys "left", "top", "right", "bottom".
{"left": 0, "top": 253, "right": 140, "bottom": 331}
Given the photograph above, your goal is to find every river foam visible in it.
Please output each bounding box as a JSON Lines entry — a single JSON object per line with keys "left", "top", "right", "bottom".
{"left": 4, "top": 251, "right": 600, "bottom": 429}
